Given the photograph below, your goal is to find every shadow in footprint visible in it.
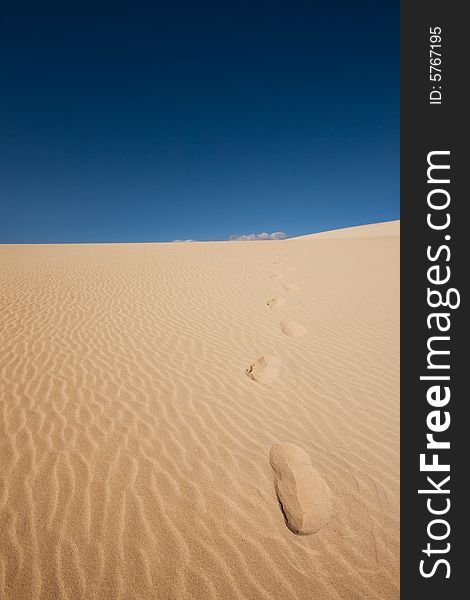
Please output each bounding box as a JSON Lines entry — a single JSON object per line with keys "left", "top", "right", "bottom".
{"left": 245, "top": 355, "right": 281, "bottom": 383}
{"left": 270, "top": 443, "right": 333, "bottom": 535}
{"left": 280, "top": 320, "right": 306, "bottom": 337}
{"left": 283, "top": 283, "right": 302, "bottom": 293}
{"left": 266, "top": 298, "right": 286, "bottom": 310}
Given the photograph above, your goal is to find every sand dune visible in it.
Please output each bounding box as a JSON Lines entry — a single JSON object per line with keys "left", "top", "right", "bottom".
{"left": 0, "top": 220, "right": 399, "bottom": 599}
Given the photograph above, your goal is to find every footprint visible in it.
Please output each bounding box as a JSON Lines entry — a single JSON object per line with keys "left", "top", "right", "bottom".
{"left": 280, "top": 320, "right": 306, "bottom": 337}
{"left": 269, "top": 443, "right": 333, "bottom": 535}
{"left": 245, "top": 355, "right": 281, "bottom": 383}
{"left": 269, "top": 274, "right": 283, "bottom": 280}
{"left": 283, "top": 283, "right": 302, "bottom": 293}
{"left": 266, "top": 297, "right": 286, "bottom": 310}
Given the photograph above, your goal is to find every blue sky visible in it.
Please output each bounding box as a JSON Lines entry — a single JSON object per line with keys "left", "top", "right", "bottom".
{"left": 0, "top": 1, "right": 399, "bottom": 243}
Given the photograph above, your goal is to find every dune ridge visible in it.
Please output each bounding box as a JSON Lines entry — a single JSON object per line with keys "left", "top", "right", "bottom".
{"left": 0, "top": 221, "right": 399, "bottom": 599}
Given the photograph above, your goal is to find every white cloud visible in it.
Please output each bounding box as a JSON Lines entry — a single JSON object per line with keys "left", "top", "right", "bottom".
{"left": 229, "top": 231, "right": 287, "bottom": 241}
{"left": 172, "top": 231, "right": 287, "bottom": 242}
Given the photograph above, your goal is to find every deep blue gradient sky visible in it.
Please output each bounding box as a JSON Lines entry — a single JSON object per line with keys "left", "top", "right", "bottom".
{"left": 0, "top": 1, "right": 399, "bottom": 243}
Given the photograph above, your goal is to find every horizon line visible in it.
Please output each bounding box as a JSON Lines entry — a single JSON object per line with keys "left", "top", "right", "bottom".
{"left": 0, "top": 218, "right": 400, "bottom": 246}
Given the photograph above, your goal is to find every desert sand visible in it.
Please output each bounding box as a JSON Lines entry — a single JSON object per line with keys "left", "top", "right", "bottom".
{"left": 0, "top": 220, "right": 399, "bottom": 599}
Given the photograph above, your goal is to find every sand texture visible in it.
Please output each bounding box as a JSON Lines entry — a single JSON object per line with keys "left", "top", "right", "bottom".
{"left": 0, "top": 221, "right": 399, "bottom": 599}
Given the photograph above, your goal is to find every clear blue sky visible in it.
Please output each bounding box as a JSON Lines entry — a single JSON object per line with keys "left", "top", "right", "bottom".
{"left": 0, "top": 1, "right": 399, "bottom": 243}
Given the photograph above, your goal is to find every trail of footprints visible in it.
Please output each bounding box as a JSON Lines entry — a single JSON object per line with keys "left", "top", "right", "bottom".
{"left": 245, "top": 250, "right": 306, "bottom": 385}
{"left": 245, "top": 250, "right": 332, "bottom": 535}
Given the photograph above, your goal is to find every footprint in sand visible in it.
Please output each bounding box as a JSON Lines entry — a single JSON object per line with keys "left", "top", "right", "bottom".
{"left": 269, "top": 443, "right": 333, "bottom": 535}
{"left": 245, "top": 355, "right": 281, "bottom": 383}
{"left": 283, "top": 283, "right": 302, "bottom": 293}
{"left": 280, "top": 320, "right": 306, "bottom": 337}
{"left": 266, "top": 297, "right": 286, "bottom": 310}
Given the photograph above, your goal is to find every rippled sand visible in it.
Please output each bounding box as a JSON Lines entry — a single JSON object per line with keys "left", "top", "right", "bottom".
{"left": 0, "top": 221, "right": 399, "bottom": 599}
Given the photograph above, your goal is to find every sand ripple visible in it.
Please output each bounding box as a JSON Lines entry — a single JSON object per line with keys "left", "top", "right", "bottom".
{"left": 0, "top": 222, "right": 399, "bottom": 599}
